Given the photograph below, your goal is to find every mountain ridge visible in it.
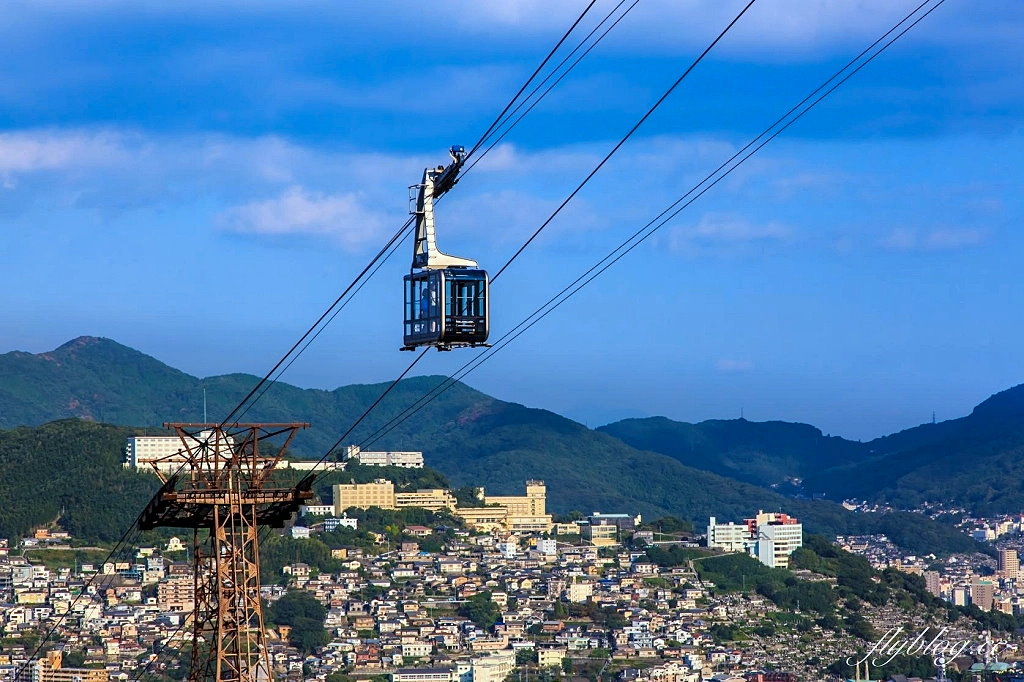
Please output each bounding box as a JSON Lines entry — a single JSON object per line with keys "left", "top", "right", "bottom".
{"left": 0, "top": 337, "right": 993, "bottom": 552}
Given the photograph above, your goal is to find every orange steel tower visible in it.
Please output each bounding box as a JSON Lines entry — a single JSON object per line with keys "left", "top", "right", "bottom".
{"left": 139, "top": 423, "right": 312, "bottom": 682}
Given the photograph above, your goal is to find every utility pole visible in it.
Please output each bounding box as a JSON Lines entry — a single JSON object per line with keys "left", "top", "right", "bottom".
{"left": 140, "top": 422, "right": 312, "bottom": 682}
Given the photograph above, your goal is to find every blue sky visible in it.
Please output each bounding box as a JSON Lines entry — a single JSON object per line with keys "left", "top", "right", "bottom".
{"left": 0, "top": 0, "right": 1021, "bottom": 440}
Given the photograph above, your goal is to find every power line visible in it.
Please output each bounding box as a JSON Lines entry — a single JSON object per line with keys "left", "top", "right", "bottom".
{"left": 357, "top": 0, "right": 947, "bottom": 451}
{"left": 491, "top": 0, "right": 759, "bottom": 282}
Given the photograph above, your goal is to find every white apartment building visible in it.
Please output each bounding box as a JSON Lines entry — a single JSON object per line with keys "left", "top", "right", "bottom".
{"left": 706, "top": 517, "right": 752, "bottom": 553}
{"left": 124, "top": 431, "right": 234, "bottom": 472}
{"left": 344, "top": 445, "right": 424, "bottom": 468}
{"left": 756, "top": 521, "right": 804, "bottom": 569}
{"left": 299, "top": 505, "right": 335, "bottom": 517}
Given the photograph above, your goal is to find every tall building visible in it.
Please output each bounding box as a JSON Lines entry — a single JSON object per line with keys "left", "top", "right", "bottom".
{"left": 455, "top": 481, "right": 553, "bottom": 532}
{"left": 971, "top": 578, "right": 995, "bottom": 611}
{"left": 999, "top": 549, "right": 1019, "bottom": 580}
{"left": 757, "top": 521, "right": 804, "bottom": 569}
{"left": 924, "top": 570, "right": 942, "bottom": 597}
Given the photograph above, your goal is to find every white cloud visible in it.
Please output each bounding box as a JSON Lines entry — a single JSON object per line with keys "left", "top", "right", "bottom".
{"left": 0, "top": 130, "right": 129, "bottom": 174}
{"left": 217, "top": 186, "right": 389, "bottom": 250}
{"left": 879, "top": 227, "right": 990, "bottom": 252}
{"left": 666, "top": 212, "right": 793, "bottom": 254}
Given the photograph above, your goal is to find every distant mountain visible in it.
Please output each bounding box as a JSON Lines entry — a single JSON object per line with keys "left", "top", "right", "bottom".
{"left": 597, "top": 416, "right": 867, "bottom": 488}
{"left": 805, "top": 384, "right": 1024, "bottom": 515}
{"left": 601, "top": 384, "right": 1024, "bottom": 517}
{"left": 0, "top": 337, "right": 984, "bottom": 553}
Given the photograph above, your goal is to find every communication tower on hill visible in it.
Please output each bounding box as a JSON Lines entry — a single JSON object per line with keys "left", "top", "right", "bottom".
{"left": 138, "top": 422, "right": 311, "bottom": 682}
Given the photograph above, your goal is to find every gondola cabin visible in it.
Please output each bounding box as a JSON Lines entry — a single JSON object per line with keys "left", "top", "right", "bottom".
{"left": 401, "top": 145, "right": 491, "bottom": 351}
{"left": 403, "top": 268, "right": 489, "bottom": 351}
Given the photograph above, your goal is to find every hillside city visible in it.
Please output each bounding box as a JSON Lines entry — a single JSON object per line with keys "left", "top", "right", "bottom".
{"left": 2, "top": 441, "right": 1023, "bottom": 682}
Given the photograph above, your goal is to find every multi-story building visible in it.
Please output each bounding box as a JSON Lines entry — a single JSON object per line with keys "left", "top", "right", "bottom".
{"left": 924, "top": 570, "right": 942, "bottom": 597}
{"left": 334, "top": 479, "right": 397, "bottom": 513}
{"left": 124, "top": 431, "right": 234, "bottom": 472}
{"left": 299, "top": 504, "right": 335, "bottom": 517}
{"left": 344, "top": 445, "right": 424, "bottom": 469}
{"left": 707, "top": 517, "right": 752, "bottom": 553}
{"left": 394, "top": 489, "right": 457, "bottom": 511}
{"left": 471, "top": 650, "right": 515, "bottom": 682}
{"left": 454, "top": 507, "right": 509, "bottom": 533}
{"left": 708, "top": 511, "right": 802, "bottom": 568}
{"left": 157, "top": 575, "right": 193, "bottom": 612}
{"left": 468, "top": 481, "right": 553, "bottom": 532}
{"left": 583, "top": 523, "right": 618, "bottom": 546}
{"left": 22, "top": 652, "right": 109, "bottom": 682}
{"left": 999, "top": 549, "right": 1019, "bottom": 580}
{"left": 757, "top": 521, "right": 803, "bottom": 569}
{"left": 972, "top": 578, "right": 995, "bottom": 611}
{"left": 333, "top": 480, "right": 455, "bottom": 513}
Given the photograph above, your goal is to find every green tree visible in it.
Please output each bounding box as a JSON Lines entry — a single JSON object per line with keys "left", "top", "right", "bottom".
{"left": 458, "top": 592, "right": 501, "bottom": 631}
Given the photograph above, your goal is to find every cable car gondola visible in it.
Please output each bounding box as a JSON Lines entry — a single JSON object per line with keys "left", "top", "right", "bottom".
{"left": 402, "top": 146, "right": 490, "bottom": 352}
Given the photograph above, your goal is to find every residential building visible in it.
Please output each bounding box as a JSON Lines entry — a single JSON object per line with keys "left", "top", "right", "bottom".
{"left": 334, "top": 479, "right": 397, "bottom": 512}
{"left": 22, "top": 652, "right": 109, "bottom": 682}
{"left": 999, "top": 549, "right": 1019, "bottom": 580}
{"left": 757, "top": 521, "right": 803, "bottom": 569}
{"left": 972, "top": 578, "right": 995, "bottom": 611}
{"left": 924, "top": 570, "right": 942, "bottom": 597}
{"left": 345, "top": 445, "right": 424, "bottom": 468}
{"left": 124, "top": 431, "right": 234, "bottom": 472}
{"left": 324, "top": 516, "right": 359, "bottom": 532}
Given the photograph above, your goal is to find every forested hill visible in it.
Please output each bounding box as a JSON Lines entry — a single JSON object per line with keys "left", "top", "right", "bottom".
{"left": 0, "top": 420, "right": 161, "bottom": 541}
{"left": 597, "top": 416, "right": 867, "bottom": 488}
{"left": 0, "top": 337, "right": 985, "bottom": 553}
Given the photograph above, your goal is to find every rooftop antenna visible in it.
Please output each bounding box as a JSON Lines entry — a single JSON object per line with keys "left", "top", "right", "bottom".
{"left": 932, "top": 411, "right": 936, "bottom": 424}
{"left": 203, "top": 386, "right": 207, "bottom": 423}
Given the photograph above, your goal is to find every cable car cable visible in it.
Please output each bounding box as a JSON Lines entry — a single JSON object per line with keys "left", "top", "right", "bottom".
{"left": 216, "top": 216, "right": 415, "bottom": 429}
{"left": 294, "top": 347, "right": 431, "bottom": 490}
{"left": 467, "top": 0, "right": 601, "bottom": 159}
{"left": 467, "top": 0, "right": 642, "bottom": 168}
{"left": 463, "top": 0, "right": 642, "bottom": 176}
{"left": 231, "top": 221, "right": 414, "bottom": 425}
{"left": 357, "top": 0, "right": 945, "bottom": 451}
{"left": 490, "top": 0, "right": 758, "bottom": 283}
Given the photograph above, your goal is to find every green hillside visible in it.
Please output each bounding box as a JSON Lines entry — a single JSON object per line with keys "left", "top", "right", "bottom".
{"left": 598, "top": 416, "right": 867, "bottom": 487}
{"left": 0, "top": 337, "right": 983, "bottom": 553}
{"left": 0, "top": 419, "right": 162, "bottom": 541}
